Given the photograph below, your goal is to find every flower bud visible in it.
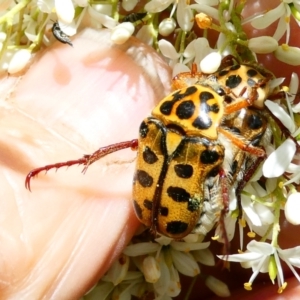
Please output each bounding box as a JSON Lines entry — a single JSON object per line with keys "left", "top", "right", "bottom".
{"left": 200, "top": 52, "right": 221, "bottom": 74}
{"left": 205, "top": 276, "right": 230, "bottom": 297}
{"left": 55, "top": 0, "right": 75, "bottom": 24}
{"left": 275, "top": 44, "right": 300, "bottom": 66}
{"left": 8, "top": 49, "right": 31, "bottom": 74}
{"left": 122, "top": 0, "right": 138, "bottom": 12}
{"left": 262, "top": 138, "right": 296, "bottom": 178}
{"left": 0, "top": 32, "right": 6, "bottom": 42}
{"left": 285, "top": 193, "right": 300, "bottom": 225}
{"left": 195, "top": 13, "right": 212, "bottom": 29}
{"left": 158, "top": 18, "right": 176, "bottom": 37}
{"left": 111, "top": 22, "right": 135, "bottom": 44}
{"left": 143, "top": 256, "right": 160, "bottom": 283}
{"left": 248, "top": 36, "right": 278, "bottom": 54}
{"left": 105, "top": 254, "right": 129, "bottom": 285}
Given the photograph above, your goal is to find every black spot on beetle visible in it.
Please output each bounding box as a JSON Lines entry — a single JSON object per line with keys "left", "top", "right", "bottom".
{"left": 218, "top": 70, "right": 229, "bottom": 77}
{"left": 136, "top": 170, "right": 153, "bottom": 187}
{"left": 200, "top": 150, "right": 220, "bottom": 164}
{"left": 192, "top": 116, "right": 212, "bottom": 130}
{"left": 247, "top": 68, "right": 258, "bottom": 77}
{"left": 167, "top": 186, "right": 190, "bottom": 202}
{"left": 247, "top": 114, "right": 263, "bottom": 129}
{"left": 159, "top": 206, "right": 169, "bottom": 216}
{"left": 166, "top": 221, "right": 188, "bottom": 234}
{"left": 160, "top": 101, "right": 174, "bottom": 115}
{"left": 133, "top": 200, "right": 143, "bottom": 219}
{"left": 139, "top": 121, "right": 149, "bottom": 138}
{"left": 207, "top": 166, "right": 220, "bottom": 178}
{"left": 226, "top": 75, "right": 242, "bottom": 89}
{"left": 230, "top": 64, "right": 241, "bottom": 71}
{"left": 143, "top": 147, "right": 158, "bottom": 164}
{"left": 176, "top": 100, "right": 195, "bottom": 119}
{"left": 199, "top": 91, "right": 215, "bottom": 102}
{"left": 209, "top": 103, "right": 220, "bottom": 113}
{"left": 231, "top": 160, "right": 238, "bottom": 175}
{"left": 174, "top": 164, "right": 193, "bottom": 178}
{"left": 143, "top": 199, "right": 153, "bottom": 210}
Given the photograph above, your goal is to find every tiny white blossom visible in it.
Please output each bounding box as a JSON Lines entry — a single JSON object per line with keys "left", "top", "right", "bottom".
{"left": 143, "top": 256, "right": 161, "bottom": 283}
{"left": 275, "top": 44, "right": 300, "bottom": 66}
{"left": 88, "top": 6, "right": 118, "bottom": 29}
{"left": 111, "top": 22, "right": 135, "bottom": 44}
{"left": 177, "top": 0, "right": 194, "bottom": 31}
{"left": 55, "top": 0, "right": 75, "bottom": 24}
{"left": 248, "top": 36, "right": 278, "bottom": 54}
{"left": 37, "top": 0, "right": 54, "bottom": 13}
{"left": 136, "top": 25, "right": 154, "bottom": 45}
{"left": 8, "top": 49, "right": 31, "bottom": 74}
{"left": 265, "top": 100, "right": 296, "bottom": 133}
{"left": 24, "top": 19, "right": 38, "bottom": 42}
{"left": 158, "top": 39, "right": 180, "bottom": 61}
{"left": 105, "top": 254, "right": 130, "bottom": 285}
{"left": 122, "top": 0, "right": 138, "bottom": 12}
{"left": 199, "top": 52, "right": 222, "bottom": 73}
{"left": 205, "top": 276, "right": 231, "bottom": 297}
{"left": 263, "top": 138, "right": 296, "bottom": 178}
{"left": 285, "top": 192, "right": 300, "bottom": 225}
{"left": 189, "top": 2, "right": 219, "bottom": 20}
{"left": 158, "top": 18, "right": 176, "bottom": 37}
{"left": 145, "top": 0, "right": 175, "bottom": 13}
{"left": 249, "top": 1, "right": 300, "bottom": 44}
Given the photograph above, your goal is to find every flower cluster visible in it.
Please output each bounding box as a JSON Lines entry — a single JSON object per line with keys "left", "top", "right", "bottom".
{"left": 3, "top": 0, "right": 300, "bottom": 299}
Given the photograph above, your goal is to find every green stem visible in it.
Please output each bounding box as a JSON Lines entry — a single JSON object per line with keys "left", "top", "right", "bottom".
{"left": 0, "top": 0, "right": 30, "bottom": 24}
{"left": 184, "top": 276, "right": 198, "bottom": 300}
{"left": 15, "top": 6, "right": 26, "bottom": 45}
{"left": 111, "top": 0, "right": 119, "bottom": 21}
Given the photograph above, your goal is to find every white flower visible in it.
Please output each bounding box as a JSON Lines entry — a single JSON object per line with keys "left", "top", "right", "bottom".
{"left": 55, "top": 0, "right": 75, "bottom": 24}
{"left": 88, "top": 6, "right": 118, "bottom": 29}
{"left": 111, "top": 22, "right": 135, "bottom": 44}
{"left": 105, "top": 253, "right": 130, "bottom": 285}
{"left": 218, "top": 240, "right": 290, "bottom": 292}
{"left": 8, "top": 49, "right": 31, "bottom": 74}
{"left": 145, "top": 0, "right": 175, "bottom": 13}
{"left": 285, "top": 192, "right": 300, "bottom": 225}
{"left": 158, "top": 18, "right": 176, "bottom": 37}
{"left": 205, "top": 276, "right": 230, "bottom": 297}
{"left": 176, "top": 0, "right": 194, "bottom": 31}
{"left": 189, "top": 1, "right": 219, "bottom": 20}
{"left": 200, "top": 52, "right": 222, "bottom": 73}
{"left": 122, "top": 0, "right": 138, "bottom": 12}
{"left": 136, "top": 25, "right": 154, "bottom": 45}
{"left": 263, "top": 138, "right": 296, "bottom": 178}
{"left": 248, "top": 36, "right": 278, "bottom": 54}
{"left": 249, "top": 1, "right": 300, "bottom": 44}
{"left": 275, "top": 44, "right": 300, "bottom": 66}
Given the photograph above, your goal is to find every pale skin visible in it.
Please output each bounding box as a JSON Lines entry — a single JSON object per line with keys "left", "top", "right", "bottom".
{"left": 1, "top": 1, "right": 300, "bottom": 299}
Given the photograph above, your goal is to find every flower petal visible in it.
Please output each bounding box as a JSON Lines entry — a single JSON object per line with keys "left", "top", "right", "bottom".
{"left": 55, "top": 0, "right": 75, "bottom": 24}
{"left": 200, "top": 52, "right": 221, "bottom": 73}
{"left": 275, "top": 44, "right": 300, "bottom": 66}
{"left": 263, "top": 138, "right": 296, "bottom": 178}
{"left": 158, "top": 39, "right": 180, "bottom": 60}
{"left": 265, "top": 100, "right": 295, "bottom": 133}
{"left": 285, "top": 193, "right": 300, "bottom": 225}
{"left": 247, "top": 240, "right": 275, "bottom": 255}
{"left": 251, "top": 3, "right": 285, "bottom": 29}
{"left": 171, "top": 249, "right": 200, "bottom": 277}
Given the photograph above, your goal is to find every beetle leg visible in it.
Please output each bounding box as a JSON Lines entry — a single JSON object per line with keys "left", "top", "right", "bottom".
{"left": 218, "top": 127, "right": 266, "bottom": 157}
{"left": 25, "top": 139, "right": 138, "bottom": 191}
